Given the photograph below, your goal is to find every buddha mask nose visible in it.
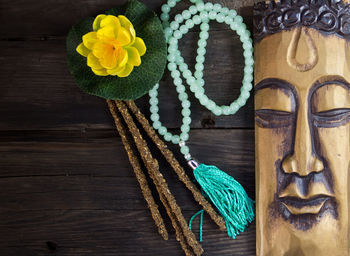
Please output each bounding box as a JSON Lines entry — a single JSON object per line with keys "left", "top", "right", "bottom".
{"left": 281, "top": 98, "right": 324, "bottom": 176}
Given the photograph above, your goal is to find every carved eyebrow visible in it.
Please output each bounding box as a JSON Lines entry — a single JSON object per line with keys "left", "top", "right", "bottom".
{"left": 311, "top": 76, "right": 350, "bottom": 92}
{"left": 255, "top": 78, "right": 298, "bottom": 99}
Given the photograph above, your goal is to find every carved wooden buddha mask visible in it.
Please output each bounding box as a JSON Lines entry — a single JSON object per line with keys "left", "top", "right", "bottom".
{"left": 254, "top": 0, "right": 350, "bottom": 255}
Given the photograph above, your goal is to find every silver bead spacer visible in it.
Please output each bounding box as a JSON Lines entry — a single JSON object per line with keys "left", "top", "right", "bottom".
{"left": 179, "top": 140, "right": 186, "bottom": 147}
{"left": 187, "top": 158, "right": 199, "bottom": 170}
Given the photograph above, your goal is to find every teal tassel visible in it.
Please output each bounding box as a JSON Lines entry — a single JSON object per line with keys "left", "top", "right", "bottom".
{"left": 193, "top": 163, "right": 255, "bottom": 239}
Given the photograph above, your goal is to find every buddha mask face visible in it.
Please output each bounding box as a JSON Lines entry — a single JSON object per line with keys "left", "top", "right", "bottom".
{"left": 254, "top": 1, "right": 350, "bottom": 255}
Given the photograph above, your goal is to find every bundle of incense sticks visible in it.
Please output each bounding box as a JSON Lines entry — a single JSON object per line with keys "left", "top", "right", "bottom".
{"left": 107, "top": 100, "right": 226, "bottom": 256}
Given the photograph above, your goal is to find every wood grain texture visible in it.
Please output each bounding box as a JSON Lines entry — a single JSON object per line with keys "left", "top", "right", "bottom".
{"left": 0, "top": 0, "right": 256, "bottom": 255}
{"left": 0, "top": 0, "right": 254, "bottom": 38}
{"left": 0, "top": 32, "right": 253, "bottom": 130}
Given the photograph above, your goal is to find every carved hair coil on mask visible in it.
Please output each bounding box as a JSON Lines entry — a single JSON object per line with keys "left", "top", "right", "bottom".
{"left": 254, "top": 0, "right": 350, "bottom": 42}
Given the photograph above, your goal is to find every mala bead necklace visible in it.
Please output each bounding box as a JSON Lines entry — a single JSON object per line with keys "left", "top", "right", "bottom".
{"left": 150, "top": 0, "right": 255, "bottom": 239}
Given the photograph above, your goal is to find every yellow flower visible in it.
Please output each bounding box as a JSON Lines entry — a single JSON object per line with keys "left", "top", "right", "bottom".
{"left": 76, "top": 15, "right": 146, "bottom": 77}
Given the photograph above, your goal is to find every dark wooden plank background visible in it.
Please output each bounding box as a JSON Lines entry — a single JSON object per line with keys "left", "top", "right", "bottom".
{"left": 0, "top": 0, "right": 256, "bottom": 255}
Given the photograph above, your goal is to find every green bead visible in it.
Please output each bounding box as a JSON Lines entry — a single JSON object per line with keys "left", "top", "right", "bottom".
{"left": 194, "top": 70, "right": 203, "bottom": 79}
{"left": 199, "top": 31, "right": 209, "bottom": 40}
{"left": 149, "top": 90, "right": 157, "bottom": 98}
{"left": 213, "top": 107, "right": 222, "bottom": 116}
{"left": 186, "top": 19, "right": 194, "bottom": 28}
{"left": 168, "top": 0, "right": 176, "bottom": 7}
{"left": 200, "top": 11, "right": 208, "bottom": 21}
{"left": 193, "top": 15, "right": 201, "bottom": 24}
{"left": 222, "top": 106, "right": 231, "bottom": 115}
{"left": 209, "top": 11, "right": 217, "bottom": 20}
{"left": 200, "top": 23, "right": 209, "bottom": 31}
{"left": 180, "top": 25, "right": 188, "bottom": 34}
{"left": 182, "top": 108, "right": 191, "bottom": 117}
{"left": 183, "top": 70, "right": 191, "bottom": 78}
{"left": 169, "top": 37, "right": 177, "bottom": 45}
{"left": 198, "top": 39, "right": 207, "bottom": 47}
{"left": 150, "top": 105, "right": 158, "bottom": 113}
{"left": 180, "top": 133, "right": 189, "bottom": 141}
{"left": 228, "top": 9, "right": 237, "bottom": 18}
{"left": 160, "top": 13, "right": 169, "bottom": 21}
{"left": 213, "top": 3, "right": 221, "bottom": 11}
{"left": 245, "top": 57, "right": 254, "bottom": 66}
{"left": 217, "top": 13, "right": 225, "bottom": 23}
{"left": 234, "top": 16, "right": 243, "bottom": 24}
{"left": 178, "top": 92, "right": 188, "bottom": 101}
{"left": 195, "top": 63, "right": 204, "bottom": 71}
{"left": 205, "top": 2, "right": 213, "bottom": 10}
{"left": 159, "top": 126, "right": 167, "bottom": 135}
{"left": 174, "top": 77, "right": 182, "bottom": 86}
{"left": 181, "top": 125, "right": 190, "bottom": 133}
{"left": 199, "top": 96, "right": 208, "bottom": 105}
{"left": 189, "top": 6, "right": 197, "bottom": 14}
{"left": 230, "top": 103, "right": 239, "bottom": 113}
{"left": 151, "top": 113, "right": 159, "bottom": 121}
{"left": 183, "top": 116, "right": 191, "bottom": 124}
{"left": 180, "top": 145, "right": 190, "bottom": 155}
{"left": 179, "top": 63, "right": 188, "bottom": 72}
{"left": 164, "top": 132, "right": 172, "bottom": 141}
{"left": 164, "top": 27, "right": 172, "bottom": 37}
{"left": 176, "top": 85, "right": 185, "bottom": 93}
{"left": 161, "top": 4, "right": 170, "bottom": 13}
{"left": 196, "top": 55, "right": 205, "bottom": 63}
{"left": 237, "top": 97, "right": 246, "bottom": 107}
{"left": 175, "top": 14, "right": 183, "bottom": 23}
{"left": 167, "top": 54, "right": 176, "bottom": 62}
{"left": 197, "top": 47, "right": 206, "bottom": 55}
{"left": 182, "top": 100, "right": 190, "bottom": 108}
{"left": 171, "top": 70, "right": 180, "bottom": 78}
{"left": 149, "top": 97, "right": 158, "bottom": 105}
{"left": 173, "top": 30, "right": 182, "bottom": 39}
{"left": 197, "top": 79, "right": 205, "bottom": 86}
{"left": 153, "top": 121, "right": 161, "bottom": 129}
{"left": 172, "top": 135, "right": 180, "bottom": 144}
{"left": 187, "top": 77, "right": 196, "bottom": 85}
{"left": 197, "top": 2, "right": 205, "bottom": 11}
{"left": 170, "top": 21, "right": 179, "bottom": 30}
{"left": 183, "top": 10, "right": 191, "bottom": 19}
{"left": 225, "top": 16, "right": 233, "bottom": 25}
{"left": 221, "top": 7, "right": 229, "bottom": 14}
{"left": 168, "top": 62, "right": 177, "bottom": 71}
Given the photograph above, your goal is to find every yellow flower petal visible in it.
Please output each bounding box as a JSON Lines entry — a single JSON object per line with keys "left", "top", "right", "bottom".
{"left": 76, "top": 42, "right": 90, "bottom": 57}
{"left": 132, "top": 37, "right": 146, "bottom": 56}
{"left": 117, "top": 27, "right": 131, "bottom": 46}
{"left": 107, "top": 65, "right": 124, "bottom": 75}
{"left": 91, "top": 41, "right": 105, "bottom": 58}
{"left": 82, "top": 32, "right": 98, "bottom": 49}
{"left": 87, "top": 53, "right": 102, "bottom": 69}
{"left": 118, "top": 15, "right": 135, "bottom": 44}
{"left": 100, "top": 15, "right": 121, "bottom": 36}
{"left": 126, "top": 47, "right": 141, "bottom": 66}
{"left": 93, "top": 14, "right": 107, "bottom": 31}
{"left": 92, "top": 67, "right": 109, "bottom": 76}
{"left": 97, "top": 26, "right": 115, "bottom": 39}
{"left": 100, "top": 47, "right": 117, "bottom": 69}
{"left": 116, "top": 63, "right": 134, "bottom": 77}
{"left": 117, "top": 48, "right": 128, "bottom": 67}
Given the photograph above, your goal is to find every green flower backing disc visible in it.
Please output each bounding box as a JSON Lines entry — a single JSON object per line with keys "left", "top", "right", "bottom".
{"left": 66, "top": 0, "right": 167, "bottom": 100}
